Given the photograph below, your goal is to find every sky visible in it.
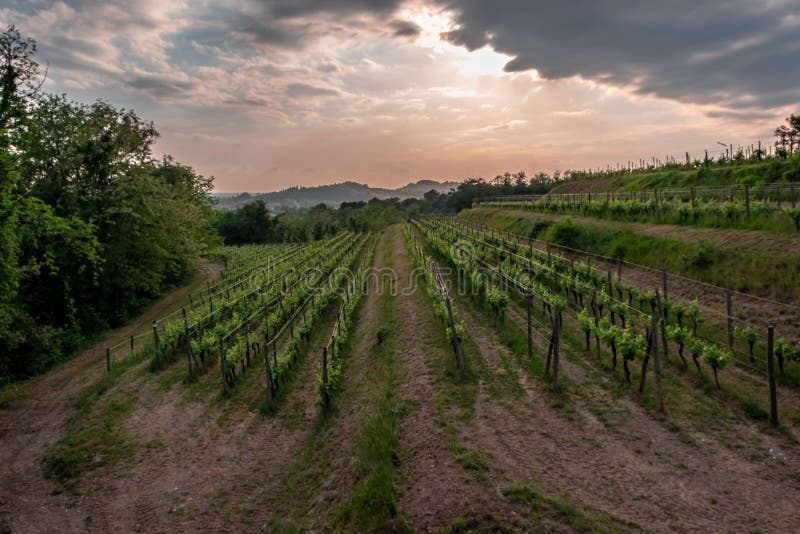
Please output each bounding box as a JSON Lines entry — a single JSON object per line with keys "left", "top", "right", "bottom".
{"left": 2, "top": 0, "right": 799, "bottom": 192}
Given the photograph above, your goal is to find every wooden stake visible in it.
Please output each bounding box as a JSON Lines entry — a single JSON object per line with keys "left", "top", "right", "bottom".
{"left": 153, "top": 321, "right": 161, "bottom": 366}
{"left": 767, "top": 326, "right": 778, "bottom": 427}
{"left": 652, "top": 315, "right": 664, "bottom": 413}
{"left": 526, "top": 293, "right": 532, "bottom": 359}
{"left": 726, "top": 289, "right": 733, "bottom": 349}
{"left": 321, "top": 347, "right": 329, "bottom": 407}
{"left": 553, "top": 306, "right": 561, "bottom": 392}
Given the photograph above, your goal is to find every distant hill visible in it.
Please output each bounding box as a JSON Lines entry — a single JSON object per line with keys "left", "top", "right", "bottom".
{"left": 214, "top": 180, "right": 460, "bottom": 211}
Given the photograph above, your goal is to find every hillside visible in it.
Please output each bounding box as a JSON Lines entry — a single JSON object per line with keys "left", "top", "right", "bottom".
{"left": 550, "top": 158, "right": 799, "bottom": 194}
{"left": 215, "top": 179, "right": 459, "bottom": 211}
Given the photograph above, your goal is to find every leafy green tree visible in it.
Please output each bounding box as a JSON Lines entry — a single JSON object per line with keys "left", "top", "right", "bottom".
{"left": 217, "top": 200, "right": 274, "bottom": 245}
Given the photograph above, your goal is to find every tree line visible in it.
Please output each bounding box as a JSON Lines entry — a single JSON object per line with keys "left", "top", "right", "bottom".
{"left": 0, "top": 27, "right": 218, "bottom": 383}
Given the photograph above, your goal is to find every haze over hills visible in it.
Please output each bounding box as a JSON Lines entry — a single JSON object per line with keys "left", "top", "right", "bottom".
{"left": 214, "top": 180, "right": 460, "bottom": 211}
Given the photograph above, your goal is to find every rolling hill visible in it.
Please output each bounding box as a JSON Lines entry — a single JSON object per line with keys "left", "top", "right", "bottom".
{"left": 214, "top": 179, "right": 460, "bottom": 211}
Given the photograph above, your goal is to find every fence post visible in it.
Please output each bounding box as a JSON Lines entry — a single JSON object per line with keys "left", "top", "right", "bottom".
{"left": 106, "top": 347, "right": 111, "bottom": 372}
{"left": 444, "top": 294, "right": 463, "bottom": 370}
{"left": 745, "top": 185, "right": 750, "bottom": 218}
{"left": 526, "top": 293, "right": 532, "bottom": 359}
{"left": 183, "top": 307, "right": 193, "bottom": 374}
{"left": 321, "top": 347, "right": 329, "bottom": 407}
{"left": 553, "top": 305, "right": 561, "bottom": 392}
{"left": 767, "top": 326, "right": 778, "bottom": 427}
{"left": 264, "top": 330, "right": 274, "bottom": 400}
{"left": 652, "top": 314, "right": 664, "bottom": 414}
{"left": 219, "top": 338, "right": 226, "bottom": 388}
{"left": 726, "top": 289, "right": 733, "bottom": 349}
{"left": 153, "top": 321, "right": 161, "bottom": 366}
{"left": 130, "top": 335, "right": 134, "bottom": 354}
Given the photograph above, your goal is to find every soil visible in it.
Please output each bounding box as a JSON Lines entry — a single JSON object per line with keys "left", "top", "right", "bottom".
{"left": 0, "top": 263, "right": 222, "bottom": 533}
{"left": 449, "top": 278, "right": 800, "bottom": 532}
{"left": 0, "top": 258, "right": 336, "bottom": 533}
{"left": 3, "top": 230, "right": 799, "bottom": 534}
{"left": 391, "top": 227, "right": 513, "bottom": 530}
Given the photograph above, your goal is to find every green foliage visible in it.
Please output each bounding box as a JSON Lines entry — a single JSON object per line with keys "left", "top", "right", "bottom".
{"left": 0, "top": 27, "right": 218, "bottom": 383}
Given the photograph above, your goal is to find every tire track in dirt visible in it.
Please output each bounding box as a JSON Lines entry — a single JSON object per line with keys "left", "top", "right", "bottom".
{"left": 392, "top": 226, "right": 512, "bottom": 531}
{"left": 454, "top": 286, "right": 800, "bottom": 532}
{"left": 0, "top": 263, "right": 221, "bottom": 534}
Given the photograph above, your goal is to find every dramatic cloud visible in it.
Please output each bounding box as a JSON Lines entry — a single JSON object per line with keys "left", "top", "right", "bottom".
{"left": 440, "top": 0, "right": 800, "bottom": 111}
{"left": 1, "top": 0, "right": 796, "bottom": 192}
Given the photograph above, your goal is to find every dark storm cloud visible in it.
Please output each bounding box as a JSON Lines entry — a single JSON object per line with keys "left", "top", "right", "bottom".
{"left": 264, "top": 0, "right": 405, "bottom": 19}
{"left": 389, "top": 19, "right": 421, "bottom": 38}
{"left": 126, "top": 74, "right": 198, "bottom": 97}
{"left": 440, "top": 0, "right": 800, "bottom": 110}
{"left": 286, "top": 82, "right": 339, "bottom": 98}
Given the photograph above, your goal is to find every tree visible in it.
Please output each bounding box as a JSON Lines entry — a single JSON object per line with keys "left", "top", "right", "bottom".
{"left": 0, "top": 25, "right": 45, "bottom": 131}
{"left": 217, "top": 200, "right": 274, "bottom": 245}
{"left": 775, "top": 114, "right": 800, "bottom": 157}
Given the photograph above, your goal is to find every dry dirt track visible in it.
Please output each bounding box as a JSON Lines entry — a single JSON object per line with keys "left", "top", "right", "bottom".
{"left": 0, "top": 264, "right": 222, "bottom": 533}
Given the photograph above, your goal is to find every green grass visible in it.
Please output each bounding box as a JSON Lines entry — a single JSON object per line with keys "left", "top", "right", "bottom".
{"left": 333, "top": 227, "right": 411, "bottom": 533}
{"left": 43, "top": 368, "right": 141, "bottom": 482}
{"left": 502, "top": 485, "right": 635, "bottom": 532}
{"left": 460, "top": 209, "right": 800, "bottom": 300}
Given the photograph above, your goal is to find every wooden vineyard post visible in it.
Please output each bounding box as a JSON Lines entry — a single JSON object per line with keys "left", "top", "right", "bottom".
{"left": 272, "top": 326, "right": 278, "bottom": 370}
{"left": 553, "top": 305, "right": 561, "bottom": 392}
{"left": 639, "top": 320, "right": 653, "bottom": 394}
{"left": 652, "top": 314, "right": 665, "bottom": 414}
{"left": 745, "top": 185, "right": 750, "bottom": 218}
{"left": 725, "top": 289, "right": 733, "bottom": 349}
{"left": 130, "top": 335, "right": 134, "bottom": 354}
{"left": 767, "top": 326, "right": 778, "bottom": 427}
{"left": 321, "top": 347, "right": 329, "bottom": 407}
{"left": 617, "top": 257, "right": 622, "bottom": 282}
{"left": 526, "top": 292, "right": 533, "bottom": 360}
{"left": 264, "top": 330, "right": 274, "bottom": 400}
{"left": 106, "top": 348, "right": 111, "bottom": 373}
{"left": 152, "top": 321, "right": 161, "bottom": 366}
{"left": 445, "top": 293, "right": 464, "bottom": 370}
{"left": 183, "top": 307, "right": 193, "bottom": 374}
{"left": 219, "top": 338, "right": 226, "bottom": 388}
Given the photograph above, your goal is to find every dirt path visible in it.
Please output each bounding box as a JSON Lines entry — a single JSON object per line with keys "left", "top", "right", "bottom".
{"left": 392, "top": 226, "right": 513, "bottom": 530}
{"left": 0, "top": 263, "right": 221, "bottom": 533}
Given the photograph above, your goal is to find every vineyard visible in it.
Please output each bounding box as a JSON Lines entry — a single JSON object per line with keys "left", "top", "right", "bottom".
{"left": 478, "top": 182, "right": 800, "bottom": 233}
{"left": 413, "top": 216, "right": 800, "bottom": 422}
{"left": 3, "top": 221, "right": 800, "bottom": 532}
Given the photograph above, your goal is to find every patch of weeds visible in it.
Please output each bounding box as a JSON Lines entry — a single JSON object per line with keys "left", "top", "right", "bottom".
{"left": 738, "top": 398, "right": 768, "bottom": 421}
{"left": 454, "top": 444, "right": 487, "bottom": 472}
{"left": 502, "top": 485, "right": 635, "bottom": 533}
{"left": 43, "top": 395, "right": 136, "bottom": 482}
